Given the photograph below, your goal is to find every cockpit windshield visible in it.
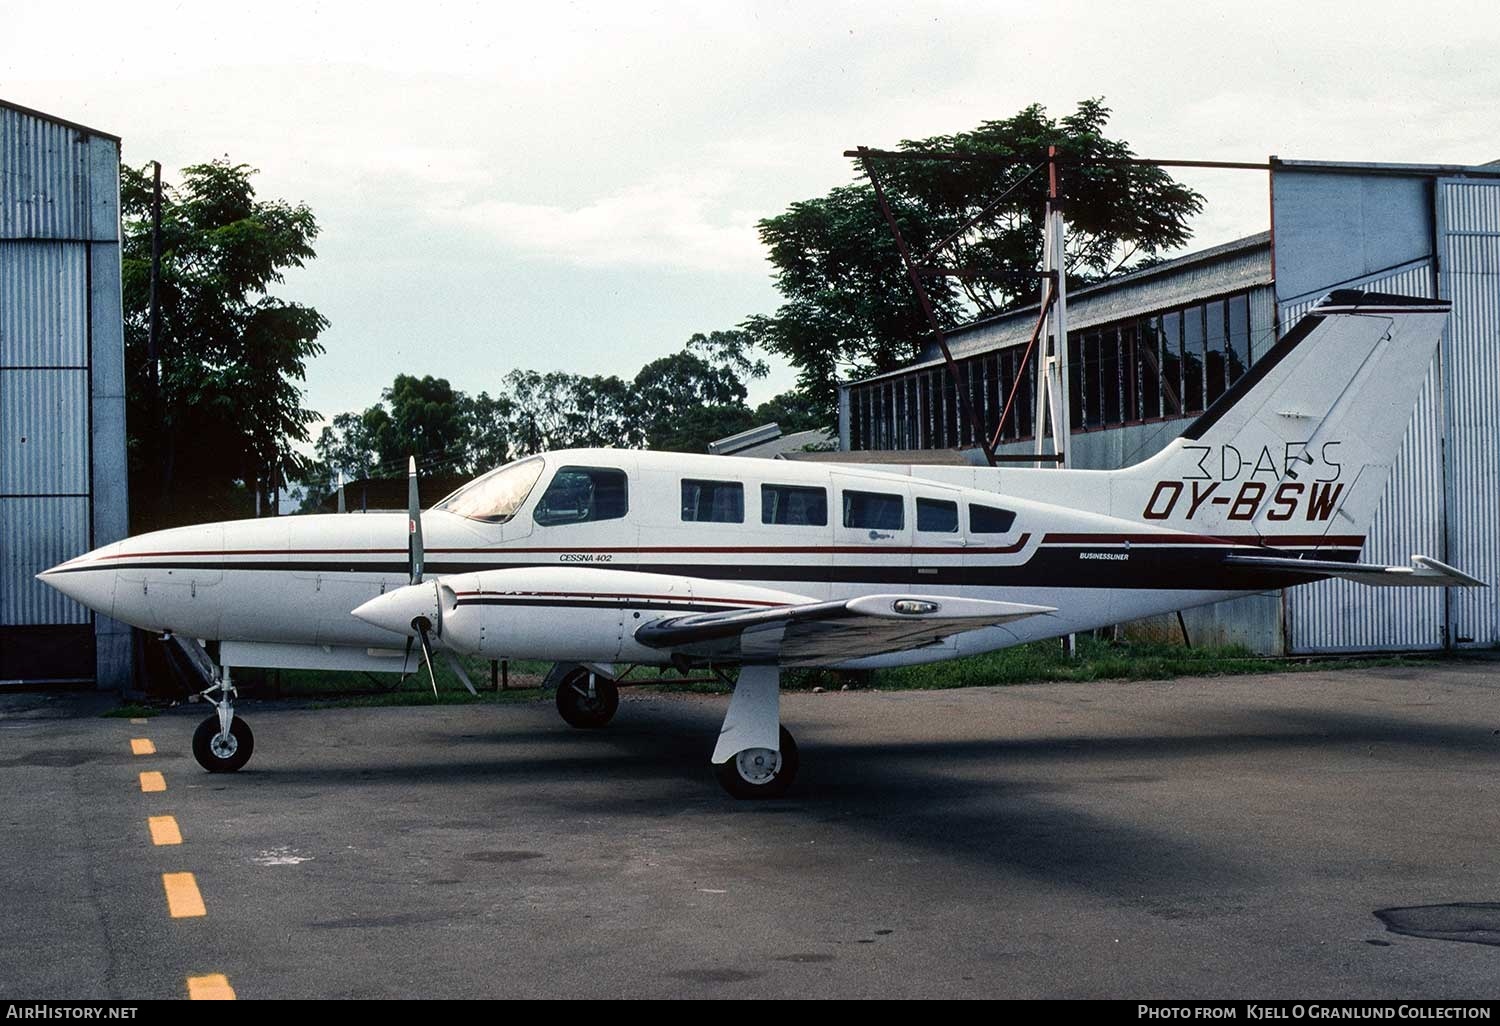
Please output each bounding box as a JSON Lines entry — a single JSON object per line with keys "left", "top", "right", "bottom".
{"left": 435, "top": 457, "right": 545, "bottom": 523}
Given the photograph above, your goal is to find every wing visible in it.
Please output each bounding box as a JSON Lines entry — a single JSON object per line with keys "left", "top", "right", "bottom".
{"left": 633, "top": 594, "right": 1055, "bottom": 667}
{"left": 1223, "top": 553, "right": 1485, "bottom": 588}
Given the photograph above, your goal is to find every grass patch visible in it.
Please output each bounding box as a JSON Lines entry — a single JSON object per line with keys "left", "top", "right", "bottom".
{"left": 100, "top": 703, "right": 161, "bottom": 718}
{"left": 232, "top": 637, "right": 1438, "bottom": 709}
{"left": 869, "top": 636, "right": 1433, "bottom": 691}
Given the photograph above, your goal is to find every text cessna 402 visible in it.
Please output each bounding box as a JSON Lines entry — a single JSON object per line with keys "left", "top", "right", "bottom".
{"left": 41, "top": 291, "right": 1483, "bottom": 798}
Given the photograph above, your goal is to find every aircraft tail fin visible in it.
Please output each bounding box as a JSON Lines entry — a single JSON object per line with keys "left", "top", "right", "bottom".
{"left": 1116, "top": 290, "right": 1450, "bottom": 547}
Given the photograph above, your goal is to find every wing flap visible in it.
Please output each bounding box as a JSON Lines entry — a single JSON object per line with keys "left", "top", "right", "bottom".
{"left": 634, "top": 594, "right": 1055, "bottom": 666}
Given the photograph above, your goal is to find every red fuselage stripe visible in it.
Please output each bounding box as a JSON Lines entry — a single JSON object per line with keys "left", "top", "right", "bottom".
{"left": 88, "top": 531, "right": 1361, "bottom": 562}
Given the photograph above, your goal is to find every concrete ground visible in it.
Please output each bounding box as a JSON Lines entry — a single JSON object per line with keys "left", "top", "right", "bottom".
{"left": 1, "top": 662, "right": 1497, "bottom": 1000}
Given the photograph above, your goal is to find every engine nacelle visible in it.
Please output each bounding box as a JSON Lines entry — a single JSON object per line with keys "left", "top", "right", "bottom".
{"left": 352, "top": 566, "right": 813, "bottom": 664}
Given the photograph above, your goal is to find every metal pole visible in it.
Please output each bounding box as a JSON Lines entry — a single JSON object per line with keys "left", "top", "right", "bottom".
{"left": 147, "top": 162, "right": 162, "bottom": 394}
{"left": 1035, "top": 147, "right": 1075, "bottom": 657}
{"left": 1050, "top": 148, "right": 1072, "bottom": 469}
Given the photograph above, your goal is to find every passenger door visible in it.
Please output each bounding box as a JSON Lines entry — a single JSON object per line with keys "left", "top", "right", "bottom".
{"left": 831, "top": 474, "right": 912, "bottom": 595}
{"left": 911, "top": 491, "right": 965, "bottom": 594}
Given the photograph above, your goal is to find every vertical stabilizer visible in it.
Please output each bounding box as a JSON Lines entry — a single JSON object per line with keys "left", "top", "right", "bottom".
{"left": 1112, "top": 291, "right": 1449, "bottom": 544}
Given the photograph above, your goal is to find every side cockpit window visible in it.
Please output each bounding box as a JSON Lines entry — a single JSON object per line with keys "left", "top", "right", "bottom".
{"left": 434, "top": 457, "right": 544, "bottom": 523}
{"left": 969, "top": 503, "right": 1017, "bottom": 534}
{"left": 534, "top": 466, "right": 629, "bottom": 526}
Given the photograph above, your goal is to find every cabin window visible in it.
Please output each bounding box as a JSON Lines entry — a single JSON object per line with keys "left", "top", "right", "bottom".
{"left": 681, "top": 479, "right": 744, "bottom": 523}
{"left": 916, "top": 497, "right": 958, "bottom": 533}
{"left": 533, "top": 466, "right": 629, "bottom": 526}
{"left": 434, "top": 456, "right": 544, "bottom": 523}
{"left": 761, "top": 484, "right": 827, "bottom": 526}
{"left": 969, "top": 503, "right": 1017, "bottom": 534}
{"left": 843, "top": 490, "right": 904, "bottom": 531}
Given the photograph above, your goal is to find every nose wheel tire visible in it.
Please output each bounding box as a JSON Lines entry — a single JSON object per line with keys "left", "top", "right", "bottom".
{"left": 192, "top": 714, "right": 254, "bottom": 773}
{"left": 715, "top": 725, "right": 799, "bottom": 800}
{"left": 555, "top": 670, "right": 620, "bottom": 729}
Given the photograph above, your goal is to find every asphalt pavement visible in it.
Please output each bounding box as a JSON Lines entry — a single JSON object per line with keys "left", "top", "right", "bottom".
{"left": 2, "top": 661, "right": 1497, "bottom": 999}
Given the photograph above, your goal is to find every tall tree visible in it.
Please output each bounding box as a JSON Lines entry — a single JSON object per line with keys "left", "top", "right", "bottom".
{"left": 121, "top": 159, "right": 327, "bottom": 527}
{"left": 743, "top": 99, "right": 1203, "bottom": 421}
{"left": 631, "top": 342, "right": 757, "bottom": 452}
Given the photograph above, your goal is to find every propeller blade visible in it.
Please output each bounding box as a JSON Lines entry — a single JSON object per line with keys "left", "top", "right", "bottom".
{"left": 414, "top": 618, "right": 438, "bottom": 697}
{"left": 407, "top": 456, "right": 424, "bottom": 585}
{"left": 399, "top": 635, "right": 413, "bottom": 684}
{"left": 440, "top": 648, "right": 479, "bottom": 697}
{"left": 336, "top": 471, "right": 346, "bottom": 514}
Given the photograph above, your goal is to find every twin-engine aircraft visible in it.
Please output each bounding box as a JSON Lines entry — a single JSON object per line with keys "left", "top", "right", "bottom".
{"left": 41, "top": 291, "right": 1482, "bottom": 797}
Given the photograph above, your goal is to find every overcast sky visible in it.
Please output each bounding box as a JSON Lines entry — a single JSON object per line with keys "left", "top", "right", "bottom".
{"left": 6, "top": 0, "right": 1497, "bottom": 424}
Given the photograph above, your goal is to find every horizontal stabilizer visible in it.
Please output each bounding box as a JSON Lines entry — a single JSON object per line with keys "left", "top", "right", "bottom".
{"left": 1223, "top": 553, "right": 1485, "bottom": 588}
{"left": 635, "top": 594, "right": 1055, "bottom": 667}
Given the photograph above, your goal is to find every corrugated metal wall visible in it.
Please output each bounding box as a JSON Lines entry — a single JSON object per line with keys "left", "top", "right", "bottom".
{"left": 0, "top": 497, "right": 89, "bottom": 624}
{"left": 1438, "top": 178, "right": 1500, "bottom": 649}
{"left": 1282, "top": 261, "right": 1447, "bottom": 652}
{"left": 0, "top": 102, "right": 128, "bottom": 684}
{"left": 0, "top": 109, "right": 94, "bottom": 238}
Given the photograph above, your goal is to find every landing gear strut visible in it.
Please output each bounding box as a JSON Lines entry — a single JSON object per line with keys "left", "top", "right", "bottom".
{"left": 555, "top": 667, "right": 619, "bottom": 729}
{"left": 712, "top": 665, "right": 798, "bottom": 799}
{"left": 192, "top": 668, "right": 254, "bottom": 773}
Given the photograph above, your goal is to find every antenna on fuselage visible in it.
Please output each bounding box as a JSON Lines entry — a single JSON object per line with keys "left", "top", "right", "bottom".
{"left": 336, "top": 472, "right": 346, "bottom": 514}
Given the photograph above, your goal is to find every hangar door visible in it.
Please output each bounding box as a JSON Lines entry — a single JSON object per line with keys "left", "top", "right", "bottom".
{"left": 1437, "top": 178, "right": 1500, "bottom": 649}
{"left": 1280, "top": 260, "right": 1447, "bottom": 652}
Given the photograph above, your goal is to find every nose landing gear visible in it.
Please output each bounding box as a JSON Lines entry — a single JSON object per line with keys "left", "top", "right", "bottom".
{"left": 192, "top": 670, "right": 254, "bottom": 773}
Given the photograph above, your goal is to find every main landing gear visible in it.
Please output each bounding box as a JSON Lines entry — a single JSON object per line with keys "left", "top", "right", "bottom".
{"left": 549, "top": 661, "right": 800, "bottom": 799}
{"left": 554, "top": 666, "right": 620, "bottom": 729}
{"left": 711, "top": 665, "right": 798, "bottom": 799}
{"left": 192, "top": 668, "right": 254, "bottom": 773}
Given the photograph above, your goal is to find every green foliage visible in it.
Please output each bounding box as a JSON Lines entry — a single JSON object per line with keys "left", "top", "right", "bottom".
{"left": 121, "top": 159, "right": 327, "bottom": 529}
{"left": 743, "top": 99, "right": 1204, "bottom": 422}
{"left": 301, "top": 328, "right": 782, "bottom": 507}
{"left": 752, "top": 388, "right": 828, "bottom": 434}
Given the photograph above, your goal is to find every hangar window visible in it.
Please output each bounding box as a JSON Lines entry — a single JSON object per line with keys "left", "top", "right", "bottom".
{"left": 533, "top": 466, "right": 629, "bottom": 526}
{"left": 762, "top": 484, "right": 828, "bottom": 526}
{"left": 847, "top": 288, "right": 1263, "bottom": 451}
{"left": 843, "top": 490, "right": 904, "bottom": 531}
{"left": 969, "top": 504, "right": 1017, "bottom": 534}
{"left": 682, "top": 479, "right": 744, "bottom": 523}
{"left": 435, "top": 457, "right": 544, "bottom": 523}
{"left": 916, "top": 497, "right": 958, "bottom": 533}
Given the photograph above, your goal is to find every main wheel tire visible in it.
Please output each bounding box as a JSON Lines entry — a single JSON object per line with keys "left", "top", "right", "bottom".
{"left": 715, "top": 725, "right": 799, "bottom": 800}
{"left": 555, "top": 670, "right": 620, "bottom": 729}
{"left": 192, "top": 714, "right": 254, "bottom": 773}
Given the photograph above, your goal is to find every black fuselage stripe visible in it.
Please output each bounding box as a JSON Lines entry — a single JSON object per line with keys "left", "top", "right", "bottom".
{"left": 62, "top": 547, "right": 1359, "bottom": 591}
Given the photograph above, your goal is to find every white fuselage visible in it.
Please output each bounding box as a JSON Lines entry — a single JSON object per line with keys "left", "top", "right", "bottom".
{"left": 42, "top": 448, "right": 1348, "bottom": 671}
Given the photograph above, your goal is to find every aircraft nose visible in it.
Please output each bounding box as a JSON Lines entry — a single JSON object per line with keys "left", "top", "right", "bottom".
{"left": 352, "top": 584, "right": 440, "bottom": 638}
{"left": 36, "top": 542, "right": 123, "bottom": 617}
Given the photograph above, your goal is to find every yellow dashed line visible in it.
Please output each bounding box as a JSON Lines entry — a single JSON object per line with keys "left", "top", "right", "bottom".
{"left": 139, "top": 771, "right": 166, "bottom": 793}
{"left": 129, "top": 717, "right": 147, "bottom": 725}
{"left": 130, "top": 738, "right": 155, "bottom": 756}
{"left": 148, "top": 816, "right": 183, "bottom": 846}
{"left": 162, "top": 872, "right": 206, "bottom": 918}
{"left": 187, "top": 974, "right": 236, "bottom": 1000}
